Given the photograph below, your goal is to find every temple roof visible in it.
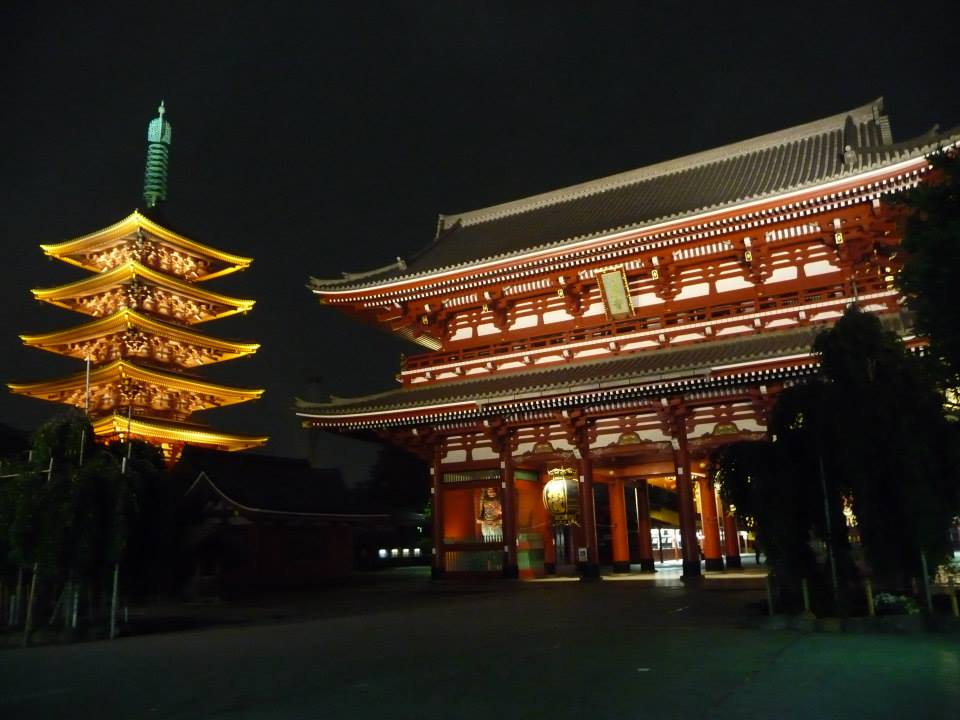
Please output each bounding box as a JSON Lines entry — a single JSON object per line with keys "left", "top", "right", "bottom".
{"left": 92, "top": 414, "right": 267, "bottom": 452}
{"left": 9, "top": 358, "right": 265, "bottom": 407}
{"left": 32, "top": 260, "right": 255, "bottom": 322}
{"left": 296, "top": 324, "right": 832, "bottom": 423}
{"left": 41, "top": 211, "right": 252, "bottom": 281}
{"left": 179, "top": 447, "right": 380, "bottom": 517}
{"left": 311, "top": 99, "right": 958, "bottom": 292}
{"left": 20, "top": 308, "right": 260, "bottom": 364}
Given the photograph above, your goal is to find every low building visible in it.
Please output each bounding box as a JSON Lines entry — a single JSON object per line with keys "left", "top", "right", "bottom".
{"left": 179, "top": 448, "right": 390, "bottom": 593}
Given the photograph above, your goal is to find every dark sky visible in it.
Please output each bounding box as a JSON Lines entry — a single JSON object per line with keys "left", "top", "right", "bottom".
{"left": 1, "top": 2, "right": 957, "bottom": 483}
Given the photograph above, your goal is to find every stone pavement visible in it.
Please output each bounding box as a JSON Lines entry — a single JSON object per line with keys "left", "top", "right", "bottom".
{"left": 1, "top": 567, "right": 958, "bottom": 719}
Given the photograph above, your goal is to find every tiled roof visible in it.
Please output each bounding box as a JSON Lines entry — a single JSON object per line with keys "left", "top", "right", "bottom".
{"left": 179, "top": 446, "right": 367, "bottom": 515}
{"left": 312, "top": 99, "right": 956, "bottom": 291}
{"left": 296, "top": 324, "right": 832, "bottom": 418}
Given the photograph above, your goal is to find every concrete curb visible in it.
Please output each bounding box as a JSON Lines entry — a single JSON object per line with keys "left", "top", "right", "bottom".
{"left": 748, "top": 613, "right": 960, "bottom": 634}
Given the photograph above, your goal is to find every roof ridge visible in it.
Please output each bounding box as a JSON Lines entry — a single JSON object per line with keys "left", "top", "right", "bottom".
{"left": 439, "top": 99, "right": 886, "bottom": 230}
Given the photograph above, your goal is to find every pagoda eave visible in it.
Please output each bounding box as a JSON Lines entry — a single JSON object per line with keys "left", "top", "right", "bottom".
{"left": 91, "top": 413, "right": 267, "bottom": 461}
{"left": 31, "top": 261, "right": 255, "bottom": 311}
{"left": 9, "top": 359, "right": 265, "bottom": 409}
{"left": 40, "top": 211, "right": 253, "bottom": 281}
{"left": 19, "top": 309, "right": 260, "bottom": 365}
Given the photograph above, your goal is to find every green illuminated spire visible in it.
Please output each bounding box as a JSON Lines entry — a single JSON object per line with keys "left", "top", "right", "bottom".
{"left": 143, "top": 101, "right": 172, "bottom": 209}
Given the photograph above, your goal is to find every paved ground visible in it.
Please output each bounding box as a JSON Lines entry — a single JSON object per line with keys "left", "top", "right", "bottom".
{"left": 2, "top": 567, "right": 959, "bottom": 719}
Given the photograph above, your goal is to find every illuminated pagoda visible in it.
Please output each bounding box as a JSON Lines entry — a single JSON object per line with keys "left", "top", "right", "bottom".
{"left": 10, "top": 103, "right": 267, "bottom": 461}
{"left": 300, "top": 99, "right": 958, "bottom": 579}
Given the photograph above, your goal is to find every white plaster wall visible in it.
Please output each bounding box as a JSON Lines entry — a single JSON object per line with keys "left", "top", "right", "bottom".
{"left": 674, "top": 282, "right": 710, "bottom": 301}
{"left": 765, "top": 318, "right": 798, "bottom": 329}
{"left": 442, "top": 449, "right": 468, "bottom": 463}
{"left": 509, "top": 315, "right": 539, "bottom": 331}
{"left": 634, "top": 292, "right": 664, "bottom": 308}
{"left": 716, "top": 324, "right": 753, "bottom": 336}
{"left": 542, "top": 309, "right": 575, "bottom": 324}
{"left": 471, "top": 446, "right": 500, "bottom": 461}
{"left": 803, "top": 259, "right": 840, "bottom": 277}
{"left": 764, "top": 266, "right": 799, "bottom": 284}
{"left": 715, "top": 276, "right": 754, "bottom": 293}
{"left": 582, "top": 302, "right": 605, "bottom": 317}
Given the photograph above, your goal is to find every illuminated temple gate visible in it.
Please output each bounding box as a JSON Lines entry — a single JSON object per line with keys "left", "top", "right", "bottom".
{"left": 299, "top": 99, "right": 958, "bottom": 579}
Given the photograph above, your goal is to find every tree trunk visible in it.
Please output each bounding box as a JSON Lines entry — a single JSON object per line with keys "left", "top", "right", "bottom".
{"left": 12, "top": 566, "right": 24, "bottom": 627}
{"left": 22, "top": 563, "right": 39, "bottom": 647}
{"left": 48, "top": 583, "right": 67, "bottom": 626}
{"left": 109, "top": 564, "right": 120, "bottom": 639}
{"left": 87, "top": 585, "right": 95, "bottom": 626}
{"left": 70, "top": 582, "right": 80, "bottom": 630}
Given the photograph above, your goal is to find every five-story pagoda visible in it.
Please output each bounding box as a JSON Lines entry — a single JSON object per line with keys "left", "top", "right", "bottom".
{"left": 9, "top": 103, "right": 268, "bottom": 461}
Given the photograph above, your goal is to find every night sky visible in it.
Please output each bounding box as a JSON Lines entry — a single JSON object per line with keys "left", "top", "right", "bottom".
{"left": 1, "top": 2, "right": 957, "bottom": 483}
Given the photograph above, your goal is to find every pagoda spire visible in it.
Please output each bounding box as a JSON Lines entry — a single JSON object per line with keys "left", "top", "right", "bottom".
{"left": 143, "top": 100, "right": 172, "bottom": 208}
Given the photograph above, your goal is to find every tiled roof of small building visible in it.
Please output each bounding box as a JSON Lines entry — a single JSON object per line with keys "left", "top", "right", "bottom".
{"left": 311, "top": 99, "right": 956, "bottom": 291}
{"left": 179, "top": 446, "right": 363, "bottom": 515}
{"left": 296, "top": 324, "right": 841, "bottom": 418}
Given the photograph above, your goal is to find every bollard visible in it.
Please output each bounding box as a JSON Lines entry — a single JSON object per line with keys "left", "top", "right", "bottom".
{"left": 865, "top": 578, "right": 875, "bottom": 617}
{"left": 801, "top": 578, "right": 811, "bottom": 614}
{"left": 765, "top": 574, "right": 775, "bottom": 616}
{"left": 950, "top": 584, "right": 959, "bottom": 619}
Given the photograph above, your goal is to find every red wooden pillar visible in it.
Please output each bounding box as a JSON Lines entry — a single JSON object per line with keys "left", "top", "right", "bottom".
{"left": 635, "top": 479, "right": 655, "bottom": 573}
{"left": 500, "top": 448, "right": 519, "bottom": 579}
{"left": 672, "top": 427, "right": 701, "bottom": 578}
{"left": 578, "top": 446, "right": 600, "bottom": 579}
{"left": 431, "top": 444, "right": 445, "bottom": 579}
{"left": 723, "top": 502, "right": 742, "bottom": 569}
{"left": 609, "top": 478, "right": 630, "bottom": 573}
{"left": 698, "top": 476, "right": 724, "bottom": 571}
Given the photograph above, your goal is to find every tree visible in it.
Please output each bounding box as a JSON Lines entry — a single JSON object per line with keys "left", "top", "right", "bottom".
{"left": 712, "top": 306, "right": 960, "bottom": 608}
{"left": 896, "top": 151, "right": 960, "bottom": 393}
{"left": 812, "top": 307, "right": 959, "bottom": 584}
{"left": 1, "top": 410, "right": 172, "bottom": 640}
{"left": 712, "top": 438, "right": 818, "bottom": 583}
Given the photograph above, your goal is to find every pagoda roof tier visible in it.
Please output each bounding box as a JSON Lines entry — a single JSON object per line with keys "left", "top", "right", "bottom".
{"left": 310, "top": 99, "right": 959, "bottom": 294}
{"left": 297, "top": 317, "right": 911, "bottom": 429}
{"left": 41, "top": 211, "right": 252, "bottom": 282}
{"left": 19, "top": 309, "right": 260, "bottom": 367}
{"left": 92, "top": 413, "right": 267, "bottom": 453}
{"left": 32, "top": 261, "right": 255, "bottom": 323}
{"left": 9, "top": 359, "right": 264, "bottom": 412}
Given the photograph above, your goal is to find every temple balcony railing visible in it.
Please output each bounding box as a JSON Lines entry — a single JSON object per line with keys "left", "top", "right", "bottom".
{"left": 400, "top": 274, "right": 897, "bottom": 378}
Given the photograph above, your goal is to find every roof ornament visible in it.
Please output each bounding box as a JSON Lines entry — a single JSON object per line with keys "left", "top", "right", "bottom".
{"left": 143, "top": 100, "right": 173, "bottom": 209}
{"left": 308, "top": 256, "right": 409, "bottom": 288}
{"left": 842, "top": 115, "right": 859, "bottom": 169}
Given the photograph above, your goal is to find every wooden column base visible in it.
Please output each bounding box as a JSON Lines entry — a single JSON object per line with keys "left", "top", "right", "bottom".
{"left": 544, "top": 562, "right": 557, "bottom": 575}
{"left": 502, "top": 563, "right": 519, "bottom": 579}
{"left": 638, "top": 559, "right": 656, "bottom": 573}
{"left": 725, "top": 555, "right": 743, "bottom": 569}
{"left": 682, "top": 560, "right": 702, "bottom": 578}
{"left": 705, "top": 558, "right": 725, "bottom": 571}
{"left": 612, "top": 561, "right": 631, "bottom": 574}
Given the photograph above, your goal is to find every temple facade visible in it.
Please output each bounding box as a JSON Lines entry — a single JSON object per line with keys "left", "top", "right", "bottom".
{"left": 10, "top": 104, "right": 267, "bottom": 461}
{"left": 299, "top": 99, "right": 958, "bottom": 579}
